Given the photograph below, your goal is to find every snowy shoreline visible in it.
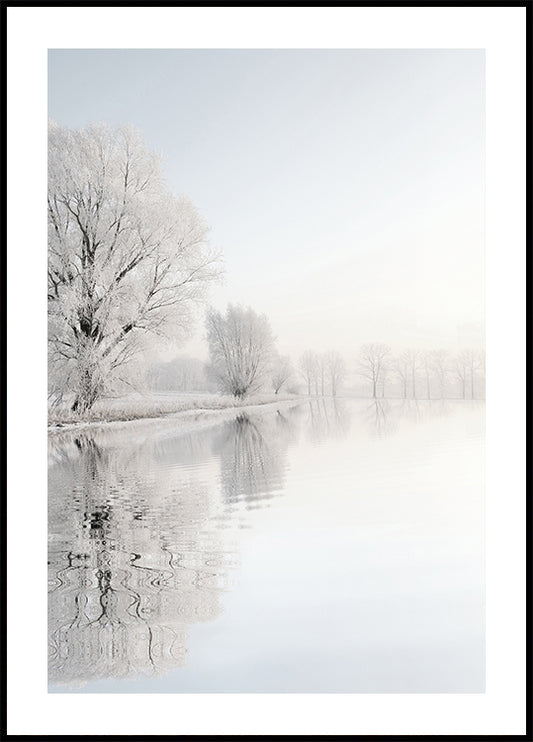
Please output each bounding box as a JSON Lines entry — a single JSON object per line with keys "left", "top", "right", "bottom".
{"left": 47, "top": 396, "right": 304, "bottom": 436}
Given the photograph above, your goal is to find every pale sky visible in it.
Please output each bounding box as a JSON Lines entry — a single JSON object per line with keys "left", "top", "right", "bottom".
{"left": 48, "top": 49, "right": 485, "bottom": 362}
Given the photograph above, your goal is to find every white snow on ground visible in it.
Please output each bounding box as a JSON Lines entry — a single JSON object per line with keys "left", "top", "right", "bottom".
{"left": 47, "top": 393, "right": 302, "bottom": 436}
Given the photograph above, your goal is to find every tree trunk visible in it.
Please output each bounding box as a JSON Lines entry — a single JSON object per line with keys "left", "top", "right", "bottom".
{"left": 71, "top": 380, "right": 100, "bottom": 413}
{"left": 71, "top": 355, "right": 102, "bottom": 413}
{"left": 372, "top": 379, "right": 376, "bottom": 398}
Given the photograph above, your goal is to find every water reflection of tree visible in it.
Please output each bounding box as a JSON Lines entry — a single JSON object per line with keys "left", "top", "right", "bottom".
{"left": 48, "top": 428, "right": 237, "bottom": 687}
{"left": 213, "top": 406, "right": 301, "bottom": 511}
{"left": 48, "top": 402, "right": 337, "bottom": 687}
{"left": 394, "top": 398, "right": 454, "bottom": 424}
{"left": 305, "top": 398, "right": 352, "bottom": 444}
{"left": 358, "top": 398, "right": 456, "bottom": 436}
{"left": 362, "top": 399, "right": 397, "bottom": 437}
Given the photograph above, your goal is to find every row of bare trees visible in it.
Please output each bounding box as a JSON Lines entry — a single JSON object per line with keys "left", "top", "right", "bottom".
{"left": 357, "top": 344, "right": 485, "bottom": 400}
{"left": 298, "top": 350, "right": 346, "bottom": 397}
{"left": 156, "top": 336, "right": 485, "bottom": 401}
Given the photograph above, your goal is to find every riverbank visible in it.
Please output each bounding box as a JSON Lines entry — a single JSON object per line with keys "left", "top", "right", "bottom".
{"left": 47, "top": 392, "right": 302, "bottom": 435}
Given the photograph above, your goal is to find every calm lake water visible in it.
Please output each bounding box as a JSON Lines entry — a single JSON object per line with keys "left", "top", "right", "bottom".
{"left": 48, "top": 398, "right": 484, "bottom": 693}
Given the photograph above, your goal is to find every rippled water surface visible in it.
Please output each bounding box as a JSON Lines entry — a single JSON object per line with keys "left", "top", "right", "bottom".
{"left": 48, "top": 398, "right": 484, "bottom": 693}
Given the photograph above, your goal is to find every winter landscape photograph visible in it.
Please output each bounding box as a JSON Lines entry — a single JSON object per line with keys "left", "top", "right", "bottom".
{"left": 47, "top": 48, "right": 486, "bottom": 694}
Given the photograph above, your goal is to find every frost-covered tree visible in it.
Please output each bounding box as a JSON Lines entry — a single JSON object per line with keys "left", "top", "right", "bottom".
{"left": 402, "top": 348, "right": 421, "bottom": 399}
{"left": 464, "top": 348, "right": 484, "bottom": 399}
{"left": 393, "top": 353, "right": 409, "bottom": 399}
{"left": 421, "top": 350, "right": 434, "bottom": 400}
{"left": 205, "top": 304, "right": 275, "bottom": 398}
{"left": 476, "top": 350, "right": 486, "bottom": 399}
{"left": 316, "top": 353, "right": 327, "bottom": 396}
{"left": 48, "top": 121, "right": 220, "bottom": 412}
{"left": 357, "top": 344, "right": 391, "bottom": 399}
{"left": 299, "top": 350, "right": 318, "bottom": 396}
{"left": 271, "top": 354, "right": 293, "bottom": 395}
{"left": 430, "top": 349, "right": 450, "bottom": 399}
{"left": 454, "top": 352, "right": 469, "bottom": 399}
{"left": 325, "top": 351, "right": 346, "bottom": 396}
{"left": 380, "top": 356, "right": 392, "bottom": 398}
{"left": 454, "top": 348, "right": 484, "bottom": 399}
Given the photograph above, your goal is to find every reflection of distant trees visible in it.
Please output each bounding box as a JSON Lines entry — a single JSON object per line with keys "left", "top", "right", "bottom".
{"left": 366, "top": 398, "right": 455, "bottom": 432}
{"left": 298, "top": 350, "right": 347, "bottom": 396}
{"left": 383, "top": 347, "right": 485, "bottom": 400}
{"left": 350, "top": 398, "right": 461, "bottom": 437}
{"left": 362, "top": 399, "right": 396, "bottom": 437}
{"left": 48, "top": 428, "right": 236, "bottom": 687}
{"left": 396, "top": 398, "right": 422, "bottom": 424}
{"left": 394, "top": 398, "right": 454, "bottom": 424}
{"left": 454, "top": 349, "right": 484, "bottom": 400}
{"left": 213, "top": 406, "right": 301, "bottom": 510}
{"left": 305, "top": 398, "right": 352, "bottom": 444}
{"left": 425, "top": 398, "right": 453, "bottom": 419}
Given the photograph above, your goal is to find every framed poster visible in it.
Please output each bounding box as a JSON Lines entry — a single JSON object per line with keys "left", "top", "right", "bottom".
{"left": 5, "top": 3, "right": 528, "bottom": 738}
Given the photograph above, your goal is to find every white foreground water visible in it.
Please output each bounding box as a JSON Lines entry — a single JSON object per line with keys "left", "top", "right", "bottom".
{"left": 48, "top": 398, "right": 484, "bottom": 693}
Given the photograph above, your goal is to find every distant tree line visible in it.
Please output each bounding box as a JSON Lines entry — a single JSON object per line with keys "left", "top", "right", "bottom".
{"left": 355, "top": 344, "right": 485, "bottom": 400}
{"left": 145, "top": 334, "right": 485, "bottom": 402}
{"left": 298, "top": 350, "right": 346, "bottom": 397}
